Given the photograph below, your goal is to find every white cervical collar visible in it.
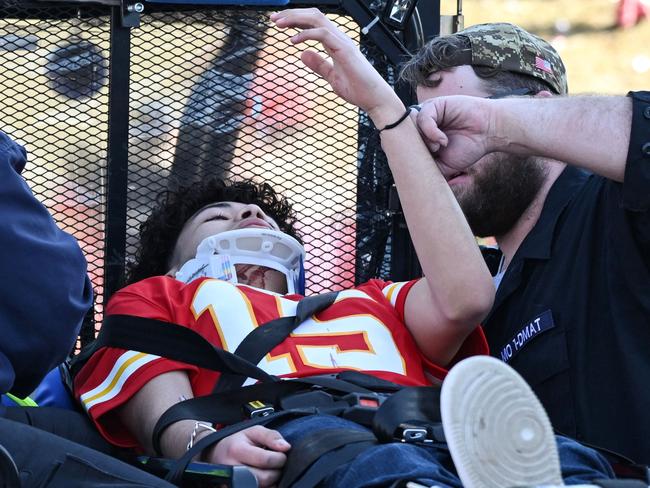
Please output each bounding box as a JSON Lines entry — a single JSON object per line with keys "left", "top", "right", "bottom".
{"left": 175, "top": 228, "right": 305, "bottom": 294}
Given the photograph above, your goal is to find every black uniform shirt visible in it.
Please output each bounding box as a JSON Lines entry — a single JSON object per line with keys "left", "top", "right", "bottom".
{"left": 483, "top": 91, "right": 650, "bottom": 463}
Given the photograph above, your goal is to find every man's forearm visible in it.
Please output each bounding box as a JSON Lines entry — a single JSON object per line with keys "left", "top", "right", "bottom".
{"left": 495, "top": 95, "right": 632, "bottom": 181}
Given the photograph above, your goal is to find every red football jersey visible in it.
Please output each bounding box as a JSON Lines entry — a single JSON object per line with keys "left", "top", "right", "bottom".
{"left": 74, "top": 276, "right": 487, "bottom": 447}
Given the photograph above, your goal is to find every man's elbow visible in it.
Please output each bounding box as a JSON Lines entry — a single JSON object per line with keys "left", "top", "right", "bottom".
{"left": 440, "top": 280, "right": 495, "bottom": 328}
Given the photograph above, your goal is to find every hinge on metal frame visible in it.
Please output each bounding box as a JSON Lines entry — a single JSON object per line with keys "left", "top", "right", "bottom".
{"left": 339, "top": 0, "right": 409, "bottom": 66}
{"left": 121, "top": 0, "right": 143, "bottom": 27}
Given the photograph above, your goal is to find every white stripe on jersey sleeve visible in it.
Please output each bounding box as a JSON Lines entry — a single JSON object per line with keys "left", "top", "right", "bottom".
{"left": 80, "top": 350, "right": 160, "bottom": 412}
{"left": 382, "top": 282, "right": 410, "bottom": 308}
{"left": 334, "top": 289, "right": 374, "bottom": 302}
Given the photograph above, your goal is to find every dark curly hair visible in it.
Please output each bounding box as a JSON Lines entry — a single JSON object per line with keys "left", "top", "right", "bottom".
{"left": 125, "top": 178, "right": 300, "bottom": 286}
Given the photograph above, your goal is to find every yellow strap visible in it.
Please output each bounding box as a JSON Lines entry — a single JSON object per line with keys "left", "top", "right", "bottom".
{"left": 5, "top": 393, "right": 38, "bottom": 407}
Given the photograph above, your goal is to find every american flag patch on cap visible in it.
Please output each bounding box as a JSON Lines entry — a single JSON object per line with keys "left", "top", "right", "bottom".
{"left": 535, "top": 56, "right": 553, "bottom": 74}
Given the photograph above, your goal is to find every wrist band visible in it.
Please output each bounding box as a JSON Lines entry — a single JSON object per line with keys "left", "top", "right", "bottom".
{"left": 378, "top": 106, "right": 414, "bottom": 133}
{"left": 186, "top": 421, "right": 217, "bottom": 451}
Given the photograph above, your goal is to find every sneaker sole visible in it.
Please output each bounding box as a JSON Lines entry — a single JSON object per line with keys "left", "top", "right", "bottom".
{"left": 441, "top": 356, "right": 563, "bottom": 488}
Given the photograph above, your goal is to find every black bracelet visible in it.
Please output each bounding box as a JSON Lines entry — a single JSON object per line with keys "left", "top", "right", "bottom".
{"left": 378, "top": 106, "right": 414, "bottom": 133}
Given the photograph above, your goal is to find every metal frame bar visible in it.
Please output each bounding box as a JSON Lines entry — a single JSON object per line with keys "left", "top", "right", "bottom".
{"left": 103, "top": 5, "right": 132, "bottom": 302}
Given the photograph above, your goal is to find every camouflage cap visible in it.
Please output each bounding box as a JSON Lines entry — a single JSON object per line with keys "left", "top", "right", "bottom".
{"left": 457, "top": 22, "right": 567, "bottom": 95}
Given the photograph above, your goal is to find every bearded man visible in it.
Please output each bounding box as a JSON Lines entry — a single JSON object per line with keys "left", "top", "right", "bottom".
{"left": 400, "top": 23, "right": 650, "bottom": 467}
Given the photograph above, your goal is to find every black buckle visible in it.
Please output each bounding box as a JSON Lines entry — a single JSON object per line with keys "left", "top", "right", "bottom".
{"left": 394, "top": 422, "right": 445, "bottom": 444}
{"left": 342, "top": 392, "right": 385, "bottom": 409}
{"left": 341, "top": 392, "right": 387, "bottom": 426}
{"left": 243, "top": 400, "right": 275, "bottom": 419}
{"left": 395, "top": 423, "right": 430, "bottom": 443}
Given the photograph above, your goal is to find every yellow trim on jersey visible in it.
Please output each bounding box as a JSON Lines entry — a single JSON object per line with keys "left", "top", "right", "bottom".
{"left": 80, "top": 351, "right": 160, "bottom": 411}
{"left": 382, "top": 282, "right": 408, "bottom": 307}
{"left": 293, "top": 314, "right": 407, "bottom": 375}
{"left": 192, "top": 279, "right": 261, "bottom": 352}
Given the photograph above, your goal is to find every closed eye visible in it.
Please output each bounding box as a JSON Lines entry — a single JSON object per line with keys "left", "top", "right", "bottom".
{"left": 422, "top": 71, "right": 442, "bottom": 88}
{"left": 204, "top": 214, "right": 228, "bottom": 222}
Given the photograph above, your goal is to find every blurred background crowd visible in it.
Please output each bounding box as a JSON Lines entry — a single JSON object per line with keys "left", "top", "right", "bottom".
{"left": 444, "top": 0, "right": 649, "bottom": 94}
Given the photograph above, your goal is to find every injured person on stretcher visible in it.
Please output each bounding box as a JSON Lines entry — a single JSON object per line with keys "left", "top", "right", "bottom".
{"left": 72, "top": 8, "right": 618, "bottom": 488}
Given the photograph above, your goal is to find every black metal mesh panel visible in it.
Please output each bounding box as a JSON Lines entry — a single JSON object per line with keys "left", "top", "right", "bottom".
{"left": 0, "top": 3, "right": 401, "bottom": 342}
{"left": 356, "top": 60, "right": 396, "bottom": 283}
{"left": 0, "top": 4, "right": 110, "bottom": 329}
{"left": 126, "top": 9, "right": 394, "bottom": 294}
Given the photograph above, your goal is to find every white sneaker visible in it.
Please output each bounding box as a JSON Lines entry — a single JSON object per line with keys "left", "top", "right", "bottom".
{"left": 440, "top": 356, "right": 564, "bottom": 488}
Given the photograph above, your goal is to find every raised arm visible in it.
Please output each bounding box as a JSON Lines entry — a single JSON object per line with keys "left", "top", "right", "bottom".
{"left": 272, "top": 9, "right": 494, "bottom": 366}
{"left": 0, "top": 132, "right": 92, "bottom": 396}
{"left": 414, "top": 94, "right": 634, "bottom": 182}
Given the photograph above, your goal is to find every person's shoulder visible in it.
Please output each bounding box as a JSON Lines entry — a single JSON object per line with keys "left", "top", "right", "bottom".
{"left": 117, "top": 275, "right": 178, "bottom": 294}
{"left": 108, "top": 275, "right": 194, "bottom": 306}
{"left": 628, "top": 90, "right": 650, "bottom": 103}
{"left": 351, "top": 278, "right": 390, "bottom": 295}
{"left": 355, "top": 277, "right": 420, "bottom": 290}
{"left": 355, "top": 278, "right": 391, "bottom": 289}
{"left": 0, "top": 131, "right": 27, "bottom": 173}
{"left": 0, "top": 130, "right": 21, "bottom": 149}
{"left": 106, "top": 275, "right": 211, "bottom": 318}
{"left": 353, "top": 278, "right": 416, "bottom": 301}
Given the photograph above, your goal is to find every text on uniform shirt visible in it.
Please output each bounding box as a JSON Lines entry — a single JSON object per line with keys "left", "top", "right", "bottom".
{"left": 500, "top": 310, "right": 555, "bottom": 363}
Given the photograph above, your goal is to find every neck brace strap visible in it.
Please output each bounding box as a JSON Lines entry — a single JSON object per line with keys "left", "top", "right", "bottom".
{"left": 175, "top": 228, "right": 305, "bottom": 295}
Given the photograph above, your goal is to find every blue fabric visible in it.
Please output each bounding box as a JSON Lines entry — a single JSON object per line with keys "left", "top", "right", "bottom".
{"left": 31, "top": 367, "right": 77, "bottom": 409}
{"left": 1, "top": 395, "right": 16, "bottom": 407}
{"left": 278, "top": 415, "right": 615, "bottom": 487}
{"left": 0, "top": 131, "right": 92, "bottom": 397}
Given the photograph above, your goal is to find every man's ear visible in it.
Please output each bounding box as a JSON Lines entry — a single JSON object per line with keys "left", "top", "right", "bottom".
{"left": 534, "top": 90, "right": 554, "bottom": 98}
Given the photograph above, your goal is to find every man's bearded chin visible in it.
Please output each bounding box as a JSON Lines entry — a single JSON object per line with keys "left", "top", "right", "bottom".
{"left": 454, "top": 154, "right": 547, "bottom": 238}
